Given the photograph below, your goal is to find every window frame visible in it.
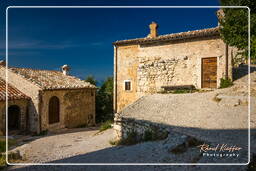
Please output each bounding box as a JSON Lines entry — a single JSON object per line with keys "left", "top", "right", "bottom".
{"left": 124, "top": 80, "right": 132, "bottom": 91}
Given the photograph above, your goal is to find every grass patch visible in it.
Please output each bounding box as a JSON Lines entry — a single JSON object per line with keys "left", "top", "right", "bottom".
{"left": 220, "top": 78, "right": 233, "bottom": 88}
{"left": 99, "top": 120, "right": 113, "bottom": 132}
{"left": 0, "top": 154, "right": 6, "bottom": 170}
{"left": 0, "top": 139, "right": 17, "bottom": 153}
{"left": 0, "top": 139, "right": 18, "bottom": 169}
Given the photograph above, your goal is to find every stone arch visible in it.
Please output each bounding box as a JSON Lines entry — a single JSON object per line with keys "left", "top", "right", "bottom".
{"left": 8, "top": 105, "right": 20, "bottom": 130}
{"left": 48, "top": 96, "right": 60, "bottom": 124}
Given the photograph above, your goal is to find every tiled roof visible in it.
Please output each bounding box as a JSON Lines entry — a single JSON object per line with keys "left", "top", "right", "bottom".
{"left": 113, "top": 27, "right": 220, "bottom": 45}
{"left": 0, "top": 78, "right": 30, "bottom": 101}
{"left": 8, "top": 67, "right": 96, "bottom": 90}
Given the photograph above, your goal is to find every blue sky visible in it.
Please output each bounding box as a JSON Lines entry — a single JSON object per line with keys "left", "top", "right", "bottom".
{"left": 0, "top": 0, "right": 220, "bottom": 82}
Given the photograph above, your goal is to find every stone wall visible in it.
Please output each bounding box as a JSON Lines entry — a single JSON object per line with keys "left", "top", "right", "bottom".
{"left": 138, "top": 57, "right": 180, "bottom": 93}
{"left": 0, "top": 67, "right": 40, "bottom": 133}
{"left": 0, "top": 99, "right": 29, "bottom": 135}
{"left": 114, "top": 112, "right": 169, "bottom": 140}
{"left": 40, "top": 88, "right": 96, "bottom": 131}
{"left": 115, "top": 37, "right": 234, "bottom": 112}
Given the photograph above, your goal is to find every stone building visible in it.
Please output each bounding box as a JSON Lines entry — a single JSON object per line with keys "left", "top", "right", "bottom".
{"left": 0, "top": 78, "right": 30, "bottom": 135}
{"left": 113, "top": 22, "right": 237, "bottom": 113}
{"left": 0, "top": 63, "right": 96, "bottom": 134}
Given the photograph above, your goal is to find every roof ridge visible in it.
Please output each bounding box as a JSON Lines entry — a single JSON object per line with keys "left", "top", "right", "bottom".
{"left": 113, "top": 26, "right": 220, "bottom": 45}
{"left": 8, "top": 66, "right": 96, "bottom": 90}
{"left": 157, "top": 26, "right": 219, "bottom": 38}
{"left": 9, "top": 66, "right": 61, "bottom": 72}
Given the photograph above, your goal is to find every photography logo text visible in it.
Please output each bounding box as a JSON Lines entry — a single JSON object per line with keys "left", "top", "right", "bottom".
{"left": 197, "top": 143, "right": 242, "bottom": 158}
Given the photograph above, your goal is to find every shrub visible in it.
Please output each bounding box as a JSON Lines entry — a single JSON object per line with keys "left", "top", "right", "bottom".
{"left": 143, "top": 128, "right": 168, "bottom": 141}
{"left": 220, "top": 78, "right": 233, "bottom": 88}
{"left": 0, "top": 139, "right": 16, "bottom": 153}
{"left": 33, "top": 130, "right": 48, "bottom": 136}
{"left": 0, "top": 154, "right": 6, "bottom": 169}
{"left": 0, "top": 141, "right": 5, "bottom": 153}
{"left": 99, "top": 120, "right": 113, "bottom": 132}
{"left": 109, "top": 130, "right": 138, "bottom": 146}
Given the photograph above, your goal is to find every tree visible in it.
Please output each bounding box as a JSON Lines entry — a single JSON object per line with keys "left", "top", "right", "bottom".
{"left": 85, "top": 75, "right": 97, "bottom": 86}
{"left": 95, "top": 77, "right": 114, "bottom": 122}
{"left": 219, "top": 0, "right": 256, "bottom": 62}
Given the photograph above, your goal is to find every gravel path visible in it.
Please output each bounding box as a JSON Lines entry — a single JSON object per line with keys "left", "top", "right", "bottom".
{"left": 10, "top": 127, "right": 115, "bottom": 163}
{"left": 9, "top": 129, "right": 248, "bottom": 171}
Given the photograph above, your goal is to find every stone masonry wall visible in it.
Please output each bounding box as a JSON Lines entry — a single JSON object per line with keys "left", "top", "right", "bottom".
{"left": 40, "top": 88, "right": 96, "bottom": 131}
{"left": 138, "top": 57, "right": 181, "bottom": 93}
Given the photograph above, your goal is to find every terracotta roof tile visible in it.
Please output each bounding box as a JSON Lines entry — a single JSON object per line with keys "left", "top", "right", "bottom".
{"left": 9, "top": 67, "right": 96, "bottom": 90}
{"left": 0, "top": 78, "right": 30, "bottom": 101}
{"left": 113, "top": 27, "right": 220, "bottom": 45}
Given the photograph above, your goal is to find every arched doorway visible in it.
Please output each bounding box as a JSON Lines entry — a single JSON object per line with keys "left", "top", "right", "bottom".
{"left": 8, "top": 105, "right": 20, "bottom": 130}
{"left": 49, "top": 96, "right": 60, "bottom": 124}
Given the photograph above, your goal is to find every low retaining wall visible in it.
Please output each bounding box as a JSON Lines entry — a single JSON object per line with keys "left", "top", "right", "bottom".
{"left": 114, "top": 113, "right": 169, "bottom": 141}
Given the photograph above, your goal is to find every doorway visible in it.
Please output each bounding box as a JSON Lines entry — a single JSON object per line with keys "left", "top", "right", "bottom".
{"left": 202, "top": 57, "right": 217, "bottom": 88}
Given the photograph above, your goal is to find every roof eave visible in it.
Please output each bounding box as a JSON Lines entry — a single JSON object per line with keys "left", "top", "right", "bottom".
{"left": 113, "top": 32, "right": 220, "bottom": 46}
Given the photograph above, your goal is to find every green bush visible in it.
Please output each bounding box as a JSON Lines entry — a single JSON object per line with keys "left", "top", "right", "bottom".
{"left": 110, "top": 130, "right": 138, "bottom": 146}
{"left": 220, "top": 78, "right": 233, "bottom": 88}
{"left": 143, "top": 128, "right": 168, "bottom": 141}
{"left": 33, "top": 130, "right": 48, "bottom": 136}
{"left": 0, "top": 139, "right": 16, "bottom": 153}
{"left": 99, "top": 120, "right": 113, "bottom": 132}
{"left": 0, "top": 141, "right": 5, "bottom": 153}
{"left": 0, "top": 154, "right": 6, "bottom": 169}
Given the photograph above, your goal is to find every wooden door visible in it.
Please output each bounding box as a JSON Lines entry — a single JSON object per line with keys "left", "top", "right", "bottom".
{"left": 202, "top": 57, "right": 217, "bottom": 88}
{"left": 49, "top": 96, "right": 60, "bottom": 124}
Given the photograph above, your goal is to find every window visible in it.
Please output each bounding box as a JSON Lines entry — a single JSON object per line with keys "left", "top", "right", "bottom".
{"left": 124, "top": 80, "right": 131, "bottom": 91}
{"left": 48, "top": 96, "right": 60, "bottom": 124}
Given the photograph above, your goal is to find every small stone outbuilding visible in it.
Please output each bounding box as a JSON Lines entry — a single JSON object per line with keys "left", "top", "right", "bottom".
{"left": 0, "top": 78, "right": 30, "bottom": 135}
{"left": 113, "top": 22, "right": 237, "bottom": 113}
{"left": 0, "top": 63, "right": 96, "bottom": 134}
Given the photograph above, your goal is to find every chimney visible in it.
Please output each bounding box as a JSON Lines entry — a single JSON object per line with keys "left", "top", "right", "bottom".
{"left": 148, "top": 22, "right": 158, "bottom": 38}
{"left": 61, "top": 64, "right": 70, "bottom": 75}
{"left": 0, "top": 60, "right": 6, "bottom": 66}
{"left": 216, "top": 9, "right": 225, "bottom": 26}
